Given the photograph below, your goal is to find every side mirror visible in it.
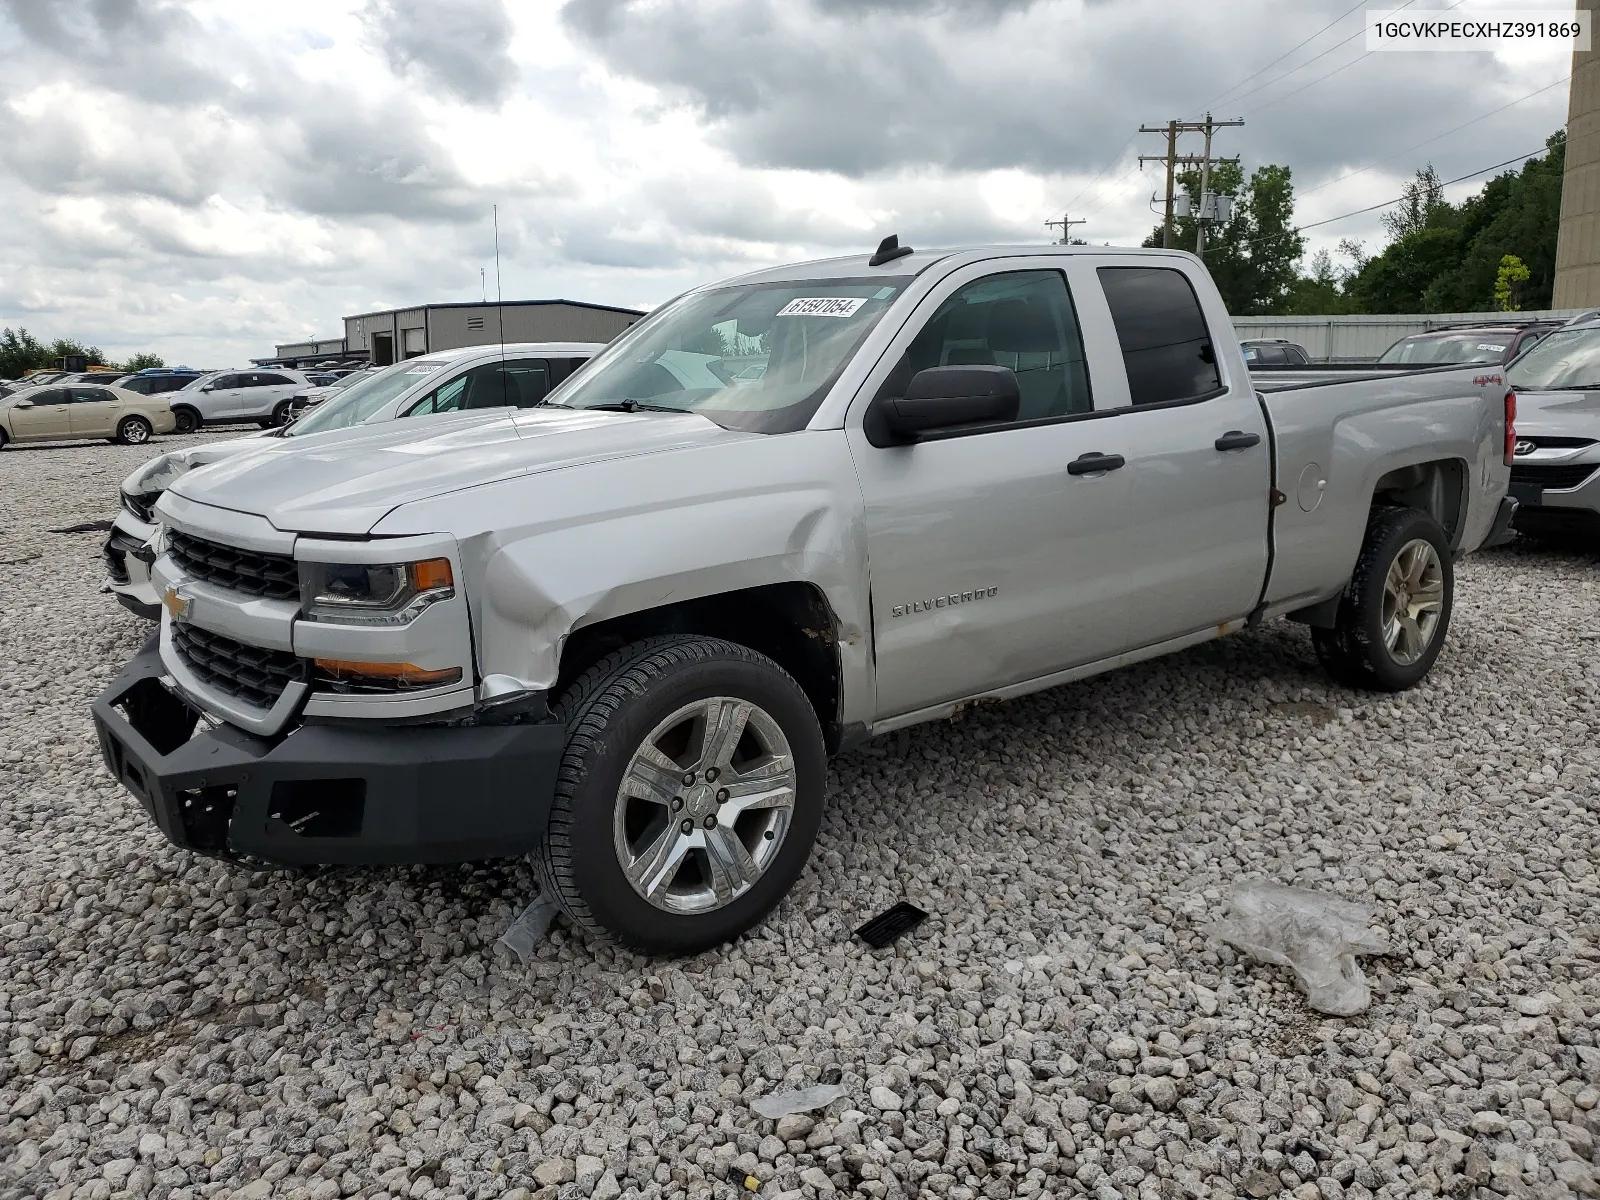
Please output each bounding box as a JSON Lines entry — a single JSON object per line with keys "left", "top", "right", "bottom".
{"left": 870, "top": 365, "right": 1020, "bottom": 445}
{"left": 201, "top": 385, "right": 215, "bottom": 392}
{"left": 14, "top": 399, "right": 33, "bottom": 408}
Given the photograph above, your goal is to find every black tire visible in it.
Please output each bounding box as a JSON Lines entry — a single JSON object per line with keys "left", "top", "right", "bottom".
{"left": 536, "top": 635, "right": 826, "bottom": 955}
{"left": 1313, "top": 506, "right": 1454, "bottom": 692}
{"left": 270, "top": 401, "right": 291, "bottom": 426}
{"left": 172, "top": 407, "right": 199, "bottom": 434}
{"left": 117, "top": 416, "right": 153, "bottom": 445}
{"left": 0, "top": 427, "right": 8, "bottom": 450}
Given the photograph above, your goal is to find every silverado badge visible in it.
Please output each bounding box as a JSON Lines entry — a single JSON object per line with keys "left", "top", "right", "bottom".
{"left": 162, "top": 584, "right": 193, "bottom": 623}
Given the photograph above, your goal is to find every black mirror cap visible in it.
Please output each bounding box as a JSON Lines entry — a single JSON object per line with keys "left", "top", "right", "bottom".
{"left": 869, "top": 365, "right": 1021, "bottom": 445}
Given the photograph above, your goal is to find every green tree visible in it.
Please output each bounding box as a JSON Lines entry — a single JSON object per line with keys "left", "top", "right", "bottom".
{"left": 1494, "top": 254, "right": 1531, "bottom": 311}
{"left": 1380, "top": 165, "right": 1449, "bottom": 242}
{"left": 1338, "top": 130, "right": 1566, "bottom": 313}
{"left": 1283, "top": 248, "right": 1356, "bottom": 315}
{"left": 47, "top": 336, "right": 106, "bottom": 366}
{"left": 0, "top": 327, "right": 51, "bottom": 379}
{"left": 1142, "top": 161, "right": 1306, "bottom": 314}
{"left": 121, "top": 352, "right": 165, "bottom": 371}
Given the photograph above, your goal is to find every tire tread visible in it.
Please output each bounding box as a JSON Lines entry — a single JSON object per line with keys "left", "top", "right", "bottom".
{"left": 535, "top": 635, "right": 811, "bottom": 951}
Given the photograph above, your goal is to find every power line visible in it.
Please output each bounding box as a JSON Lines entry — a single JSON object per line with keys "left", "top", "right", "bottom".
{"left": 1299, "top": 76, "right": 1569, "bottom": 197}
{"left": 1240, "top": 47, "right": 1369, "bottom": 117}
{"left": 1224, "top": 0, "right": 1424, "bottom": 113}
{"left": 1202, "top": 0, "right": 1369, "bottom": 108}
{"left": 1060, "top": 133, "right": 1139, "bottom": 212}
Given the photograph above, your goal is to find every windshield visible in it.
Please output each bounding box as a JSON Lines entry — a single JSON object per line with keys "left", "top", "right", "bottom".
{"left": 550, "top": 277, "right": 911, "bottom": 433}
{"left": 287, "top": 360, "right": 447, "bottom": 435}
{"left": 1505, "top": 327, "right": 1600, "bottom": 390}
{"left": 1377, "top": 332, "right": 1511, "bottom": 365}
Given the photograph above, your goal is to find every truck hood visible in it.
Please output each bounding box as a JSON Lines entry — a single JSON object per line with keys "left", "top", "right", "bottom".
{"left": 166, "top": 407, "right": 754, "bottom": 534}
{"left": 1514, "top": 387, "right": 1600, "bottom": 439}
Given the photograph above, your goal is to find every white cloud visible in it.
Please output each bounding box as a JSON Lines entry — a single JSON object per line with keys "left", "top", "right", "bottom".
{"left": 0, "top": 0, "right": 1574, "bottom": 367}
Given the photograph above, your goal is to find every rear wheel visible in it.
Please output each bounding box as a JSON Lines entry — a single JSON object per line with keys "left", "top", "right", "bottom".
{"left": 172, "top": 407, "right": 198, "bottom": 434}
{"left": 270, "top": 401, "right": 291, "bottom": 426}
{"left": 0, "top": 427, "right": 8, "bottom": 450}
{"left": 117, "top": 416, "right": 153, "bottom": 445}
{"left": 537, "top": 635, "right": 826, "bottom": 955}
{"left": 1312, "top": 506, "right": 1453, "bottom": 692}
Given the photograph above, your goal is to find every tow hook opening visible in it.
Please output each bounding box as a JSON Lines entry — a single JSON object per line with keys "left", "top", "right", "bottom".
{"left": 178, "top": 785, "right": 237, "bottom": 853}
{"left": 269, "top": 779, "right": 366, "bottom": 838}
{"left": 116, "top": 677, "right": 200, "bottom": 756}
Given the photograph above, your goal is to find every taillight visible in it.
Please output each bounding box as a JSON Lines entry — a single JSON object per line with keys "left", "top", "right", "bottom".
{"left": 1504, "top": 390, "right": 1516, "bottom": 466}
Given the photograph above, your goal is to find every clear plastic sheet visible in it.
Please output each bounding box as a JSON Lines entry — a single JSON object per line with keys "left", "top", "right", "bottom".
{"left": 750, "top": 1083, "right": 850, "bottom": 1120}
{"left": 1208, "top": 882, "right": 1389, "bottom": 1015}
{"left": 494, "top": 894, "right": 561, "bottom": 964}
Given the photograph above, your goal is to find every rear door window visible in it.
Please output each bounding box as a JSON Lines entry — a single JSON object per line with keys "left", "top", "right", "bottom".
{"left": 403, "top": 358, "right": 553, "bottom": 416}
{"left": 1097, "top": 267, "right": 1223, "bottom": 406}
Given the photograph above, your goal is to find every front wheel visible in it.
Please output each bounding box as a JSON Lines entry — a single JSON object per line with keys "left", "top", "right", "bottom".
{"left": 172, "top": 408, "right": 198, "bottom": 434}
{"left": 270, "top": 401, "right": 291, "bottom": 426}
{"left": 1313, "top": 506, "right": 1453, "bottom": 692}
{"left": 537, "top": 635, "right": 826, "bottom": 955}
{"left": 117, "top": 416, "right": 153, "bottom": 445}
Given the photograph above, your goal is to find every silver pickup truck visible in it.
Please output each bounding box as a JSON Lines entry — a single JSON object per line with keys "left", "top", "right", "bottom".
{"left": 92, "top": 241, "right": 1516, "bottom": 954}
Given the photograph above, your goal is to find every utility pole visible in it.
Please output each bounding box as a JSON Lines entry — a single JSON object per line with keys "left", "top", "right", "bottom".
{"left": 1045, "top": 212, "right": 1085, "bottom": 245}
{"left": 1139, "top": 113, "right": 1244, "bottom": 255}
{"left": 1138, "top": 120, "right": 1179, "bottom": 248}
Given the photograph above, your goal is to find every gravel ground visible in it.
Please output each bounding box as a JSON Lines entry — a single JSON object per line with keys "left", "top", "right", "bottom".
{"left": 2, "top": 435, "right": 1599, "bottom": 1200}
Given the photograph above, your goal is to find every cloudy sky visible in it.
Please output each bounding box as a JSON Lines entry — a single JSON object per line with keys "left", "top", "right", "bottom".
{"left": 0, "top": 0, "right": 1575, "bottom": 367}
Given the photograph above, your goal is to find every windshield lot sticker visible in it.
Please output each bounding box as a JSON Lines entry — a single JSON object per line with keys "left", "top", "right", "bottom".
{"left": 777, "top": 297, "right": 867, "bottom": 317}
{"left": 1475, "top": 343, "right": 1507, "bottom": 352}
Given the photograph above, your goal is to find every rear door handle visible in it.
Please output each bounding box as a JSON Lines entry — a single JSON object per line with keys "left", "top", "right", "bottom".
{"left": 1067, "top": 451, "right": 1126, "bottom": 476}
{"left": 1215, "top": 430, "right": 1262, "bottom": 451}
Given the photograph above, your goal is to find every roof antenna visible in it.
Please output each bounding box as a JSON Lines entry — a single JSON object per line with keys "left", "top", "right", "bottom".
{"left": 869, "top": 234, "right": 914, "bottom": 267}
{"left": 494, "top": 203, "right": 509, "bottom": 407}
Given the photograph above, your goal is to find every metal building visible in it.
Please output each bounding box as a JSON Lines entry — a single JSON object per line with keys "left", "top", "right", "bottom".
{"left": 1554, "top": 0, "right": 1600, "bottom": 306}
{"left": 345, "top": 299, "right": 643, "bottom": 366}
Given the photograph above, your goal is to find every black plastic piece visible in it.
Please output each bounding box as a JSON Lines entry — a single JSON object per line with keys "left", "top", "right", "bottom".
{"left": 91, "top": 636, "right": 565, "bottom": 866}
{"left": 1214, "top": 430, "right": 1262, "bottom": 451}
{"left": 868, "top": 234, "right": 914, "bottom": 267}
{"left": 855, "top": 901, "right": 927, "bottom": 948}
{"left": 1067, "top": 452, "right": 1126, "bottom": 476}
{"left": 874, "top": 365, "right": 1020, "bottom": 443}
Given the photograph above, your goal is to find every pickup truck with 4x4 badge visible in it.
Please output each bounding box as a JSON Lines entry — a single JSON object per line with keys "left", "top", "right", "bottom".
{"left": 93, "top": 239, "right": 1517, "bottom": 954}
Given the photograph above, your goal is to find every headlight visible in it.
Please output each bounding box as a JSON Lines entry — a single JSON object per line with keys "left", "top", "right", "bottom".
{"left": 121, "top": 490, "right": 159, "bottom": 523}
{"left": 299, "top": 557, "right": 454, "bottom": 625}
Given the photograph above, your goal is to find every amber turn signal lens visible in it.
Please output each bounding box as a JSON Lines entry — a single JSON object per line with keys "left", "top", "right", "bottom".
{"left": 411, "top": 557, "right": 454, "bottom": 591}
{"left": 314, "top": 659, "right": 462, "bottom": 686}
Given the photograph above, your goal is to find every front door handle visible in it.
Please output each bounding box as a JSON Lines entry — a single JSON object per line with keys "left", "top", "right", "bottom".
{"left": 1067, "top": 451, "right": 1126, "bottom": 476}
{"left": 1215, "top": 430, "right": 1262, "bottom": 451}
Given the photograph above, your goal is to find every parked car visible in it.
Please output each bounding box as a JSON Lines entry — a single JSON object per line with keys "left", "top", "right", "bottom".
{"left": 1500, "top": 323, "right": 1600, "bottom": 539}
{"left": 117, "top": 369, "right": 204, "bottom": 397}
{"left": 1377, "top": 322, "right": 1558, "bottom": 366}
{"left": 0, "top": 383, "right": 175, "bottom": 449}
{"left": 103, "top": 344, "right": 602, "bottom": 617}
{"left": 1240, "top": 338, "right": 1310, "bottom": 365}
{"left": 167, "top": 368, "right": 312, "bottom": 432}
{"left": 288, "top": 367, "right": 374, "bottom": 416}
{"left": 93, "top": 241, "right": 1512, "bottom": 953}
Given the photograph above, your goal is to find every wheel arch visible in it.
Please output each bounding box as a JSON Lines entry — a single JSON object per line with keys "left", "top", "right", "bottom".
{"left": 1370, "top": 457, "right": 1468, "bottom": 548}
{"left": 555, "top": 582, "right": 845, "bottom": 751}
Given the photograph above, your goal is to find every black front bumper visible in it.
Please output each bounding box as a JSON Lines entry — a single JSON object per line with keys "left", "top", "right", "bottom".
{"left": 91, "top": 637, "right": 565, "bottom": 867}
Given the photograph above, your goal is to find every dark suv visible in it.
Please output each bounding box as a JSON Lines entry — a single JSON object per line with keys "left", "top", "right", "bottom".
{"left": 116, "top": 369, "right": 203, "bottom": 396}
{"left": 1377, "top": 322, "right": 1558, "bottom": 366}
{"left": 1241, "top": 339, "right": 1310, "bottom": 366}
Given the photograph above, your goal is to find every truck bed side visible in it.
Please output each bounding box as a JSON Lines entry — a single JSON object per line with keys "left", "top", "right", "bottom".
{"left": 1259, "top": 365, "right": 1508, "bottom": 616}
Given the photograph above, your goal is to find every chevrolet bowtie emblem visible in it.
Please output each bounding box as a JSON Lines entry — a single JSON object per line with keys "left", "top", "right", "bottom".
{"left": 162, "top": 584, "right": 193, "bottom": 623}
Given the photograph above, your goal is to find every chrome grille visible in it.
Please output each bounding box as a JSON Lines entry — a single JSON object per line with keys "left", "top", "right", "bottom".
{"left": 172, "top": 623, "right": 307, "bottom": 710}
{"left": 167, "top": 530, "right": 299, "bottom": 601}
